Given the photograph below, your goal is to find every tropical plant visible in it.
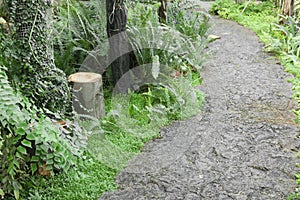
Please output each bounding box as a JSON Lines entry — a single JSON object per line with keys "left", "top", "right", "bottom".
{"left": 272, "top": 16, "right": 300, "bottom": 65}
{"left": 0, "top": 65, "right": 82, "bottom": 199}
{"left": 51, "top": 0, "right": 106, "bottom": 76}
{"left": 168, "top": 0, "right": 210, "bottom": 40}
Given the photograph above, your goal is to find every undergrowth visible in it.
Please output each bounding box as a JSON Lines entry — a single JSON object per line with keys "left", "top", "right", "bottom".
{"left": 1, "top": 0, "right": 209, "bottom": 199}
{"left": 210, "top": 0, "right": 279, "bottom": 43}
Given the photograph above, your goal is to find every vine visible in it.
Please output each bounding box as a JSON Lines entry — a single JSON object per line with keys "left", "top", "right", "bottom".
{"left": 0, "top": 1, "right": 85, "bottom": 199}
{"left": 0, "top": 65, "right": 81, "bottom": 199}
{"left": 7, "top": 0, "right": 71, "bottom": 116}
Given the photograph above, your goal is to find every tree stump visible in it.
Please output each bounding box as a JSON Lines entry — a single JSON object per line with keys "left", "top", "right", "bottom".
{"left": 68, "top": 72, "right": 105, "bottom": 119}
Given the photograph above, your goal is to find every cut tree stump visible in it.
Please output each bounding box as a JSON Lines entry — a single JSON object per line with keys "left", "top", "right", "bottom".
{"left": 68, "top": 72, "right": 105, "bottom": 119}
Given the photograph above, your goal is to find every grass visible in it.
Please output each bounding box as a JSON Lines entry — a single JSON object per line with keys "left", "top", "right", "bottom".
{"left": 22, "top": 88, "right": 203, "bottom": 200}
{"left": 26, "top": 154, "right": 117, "bottom": 200}
{"left": 210, "top": 0, "right": 279, "bottom": 43}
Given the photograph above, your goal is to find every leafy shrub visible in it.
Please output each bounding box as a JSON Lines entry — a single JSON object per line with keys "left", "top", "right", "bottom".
{"left": 270, "top": 16, "right": 300, "bottom": 126}
{"left": 51, "top": 0, "right": 106, "bottom": 76}
{"left": 127, "top": 0, "right": 208, "bottom": 77}
{"left": 0, "top": 65, "right": 81, "bottom": 199}
{"left": 168, "top": 0, "right": 210, "bottom": 40}
{"left": 210, "top": 0, "right": 276, "bottom": 20}
{"left": 210, "top": 0, "right": 241, "bottom": 19}
{"left": 272, "top": 16, "right": 300, "bottom": 58}
{"left": 127, "top": 1, "right": 161, "bottom": 27}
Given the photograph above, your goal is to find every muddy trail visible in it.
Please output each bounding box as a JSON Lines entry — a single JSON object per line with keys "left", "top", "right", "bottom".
{"left": 100, "top": 2, "right": 300, "bottom": 199}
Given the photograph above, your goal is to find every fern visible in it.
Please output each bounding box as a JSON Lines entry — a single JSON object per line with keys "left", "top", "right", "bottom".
{"left": 52, "top": 0, "right": 106, "bottom": 76}
{"left": 272, "top": 16, "right": 300, "bottom": 65}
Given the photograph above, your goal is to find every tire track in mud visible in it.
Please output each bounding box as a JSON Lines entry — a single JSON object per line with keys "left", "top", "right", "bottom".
{"left": 100, "top": 2, "right": 300, "bottom": 199}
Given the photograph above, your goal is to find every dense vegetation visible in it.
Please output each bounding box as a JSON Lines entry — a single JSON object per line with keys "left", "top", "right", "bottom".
{"left": 0, "top": 0, "right": 209, "bottom": 199}
{"left": 210, "top": 0, "right": 300, "bottom": 198}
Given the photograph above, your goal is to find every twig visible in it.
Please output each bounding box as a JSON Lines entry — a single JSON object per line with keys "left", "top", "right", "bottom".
{"left": 241, "top": 0, "right": 252, "bottom": 14}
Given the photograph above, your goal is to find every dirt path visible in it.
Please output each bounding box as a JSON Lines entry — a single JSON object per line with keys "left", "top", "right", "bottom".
{"left": 100, "top": 2, "right": 300, "bottom": 199}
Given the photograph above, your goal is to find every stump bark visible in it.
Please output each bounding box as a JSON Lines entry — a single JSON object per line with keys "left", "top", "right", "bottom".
{"left": 68, "top": 72, "right": 105, "bottom": 119}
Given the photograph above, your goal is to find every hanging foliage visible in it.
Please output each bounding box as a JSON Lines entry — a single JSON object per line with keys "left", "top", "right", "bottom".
{"left": 0, "top": 1, "right": 85, "bottom": 199}
{"left": 0, "top": 65, "right": 81, "bottom": 199}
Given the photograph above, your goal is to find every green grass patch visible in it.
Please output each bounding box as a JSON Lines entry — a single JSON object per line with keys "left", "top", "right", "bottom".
{"left": 22, "top": 74, "right": 205, "bottom": 200}
{"left": 210, "top": 0, "right": 279, "bottom": 43}
{"left": 25, "top": 154, "right": 117, "bottom": 200}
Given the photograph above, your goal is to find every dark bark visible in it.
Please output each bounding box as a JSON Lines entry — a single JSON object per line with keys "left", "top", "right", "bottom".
{"left": 106, "top": 0, "right": 131, "bottom": 87}
{"left": 158, "top": 0, "right": 167, "bottom": 23}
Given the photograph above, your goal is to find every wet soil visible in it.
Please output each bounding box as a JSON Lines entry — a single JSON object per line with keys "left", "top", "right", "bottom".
{"left": 100, "top": 2, "right": 300, "bottom": 199}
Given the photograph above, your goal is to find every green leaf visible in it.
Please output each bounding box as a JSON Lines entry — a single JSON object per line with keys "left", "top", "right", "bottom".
{"left": 54, "top": 156, "right": 62, "bottom": 163}
{"left": 13, "top": 160, "right": 20, "bottom": 169}
{"left": 8, "top": 162, "right": 15, "bottom": 176}
{"left": 15, "top": 152, "right": 23, "bottom": 159}
{"left": 46, "top": 164, "right": 53, "bottom": 171}
{"left": 21, "top": 139, "right": 32, "bottom": 148}
{"left": 46, "top": 154, "right": 54, "bottom": 160}
{"left": 13, "top": 188, "right": 20, "bottom": 200}
{"left": 12, "top": 135, "right": 22, "bottom": 144}
{"left": 46, "top": 159, "right": 54, "bottom": 165}
{"left": 17, "top": 146, "right": 27, "bottom": 154}
{"left": 26, "top": 132, "right": 35, "bottom": 140}
{"left": 31, "top": 156, "right": 39, "bottom": 162}
{"left": 30, "top": 163, "right": 38, "bottom": 174}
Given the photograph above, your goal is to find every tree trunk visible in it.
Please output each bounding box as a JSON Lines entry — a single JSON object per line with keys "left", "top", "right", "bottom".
{"left": 106, "top": 0, "right": 131, "bottom": 88}
{"left": 158, "top": 0, "right": 167, "bottom": 24}
{"left": 281, "top": 0, "right": 294, "bottom": 16}
{"left": 9, "top": 0, "right": 70, "bottom": 114}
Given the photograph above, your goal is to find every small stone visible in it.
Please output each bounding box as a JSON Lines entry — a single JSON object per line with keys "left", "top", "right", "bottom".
{"left": 208, "top": 34, "right": 221, "bottom": 41}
